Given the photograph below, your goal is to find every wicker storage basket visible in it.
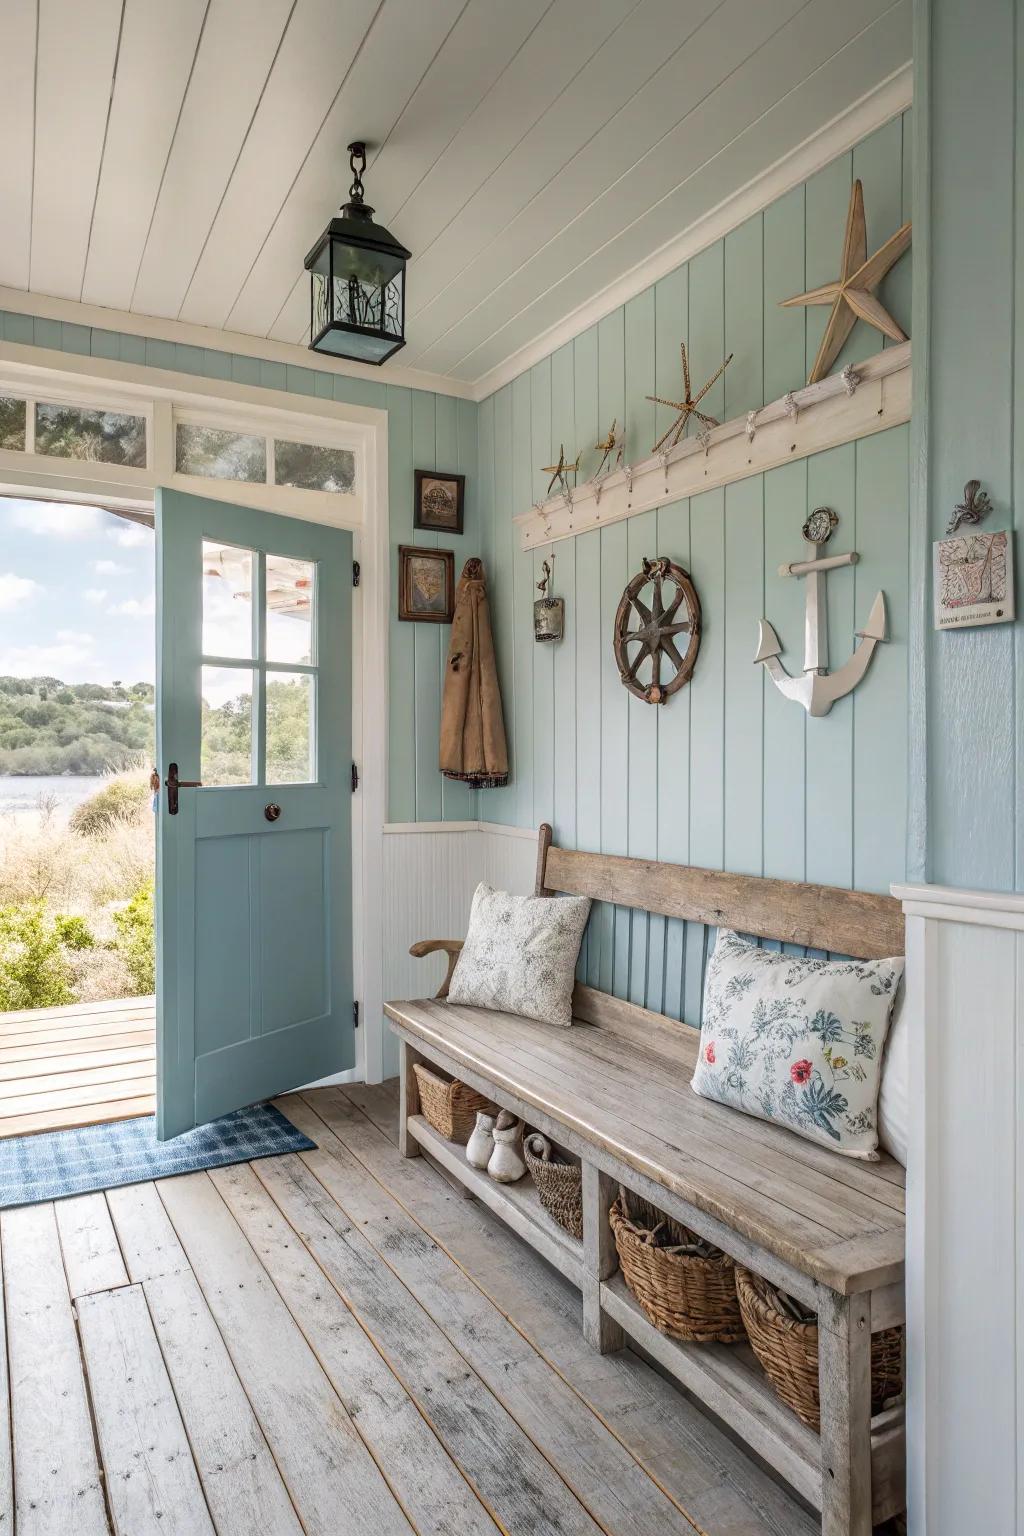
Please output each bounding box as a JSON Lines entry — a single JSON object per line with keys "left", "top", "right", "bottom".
{"left": 734, "top": 1265, "right": 903, "bottom": 1431}
{"left": 609, "top": 1190, "right": 746, "bottom": 1343}
{"left": 523, "top": 1134, "right": 583, "bottom": 1240}
{"left": 412, "top": 1061, "right": 492, "bottom": 1145}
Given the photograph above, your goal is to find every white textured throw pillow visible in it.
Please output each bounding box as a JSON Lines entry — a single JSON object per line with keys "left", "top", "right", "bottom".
{"left": 877, "top": 982, "right": 907, "bottom": 1166}
{"left": 691, "top": 931, "right": 904, "bottom": 1160}
{"left": 448, "top": 883, "right": 591, "bottom": 1028}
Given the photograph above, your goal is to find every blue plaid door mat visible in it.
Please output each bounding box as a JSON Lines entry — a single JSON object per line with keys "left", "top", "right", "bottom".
{"left": 0, "top": 1102, "right": 316, "bottom": 1209}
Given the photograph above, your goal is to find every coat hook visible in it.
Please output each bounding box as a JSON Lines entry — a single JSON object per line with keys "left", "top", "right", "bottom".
{"left": 746, "top": 410, "right": 758, "bottom": 443}
{"left": 783, "top": 391, "right": 799, "bottom": 422}
{"left": 840, "top": 363, "right": 861, "bottom": 396}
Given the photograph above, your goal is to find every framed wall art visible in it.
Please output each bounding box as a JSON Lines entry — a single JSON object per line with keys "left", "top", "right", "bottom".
{"left": 414, "top": 469, "right": 465, "bottom": 534}
{"left": 398, "top": 545, "right": 455, "bottom": 623}
{"left": 933, "top": 528, "right": 1015, "bottom": 629}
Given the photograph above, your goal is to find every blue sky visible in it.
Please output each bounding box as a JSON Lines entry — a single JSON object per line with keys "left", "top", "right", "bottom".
{"left": 0, "top": 497, "right": 154, "bottom": 685}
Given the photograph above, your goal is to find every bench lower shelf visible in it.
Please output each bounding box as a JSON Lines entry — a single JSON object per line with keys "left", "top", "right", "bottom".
{"left": 404, "top": 1109, "right": 904, "bottom": 1526}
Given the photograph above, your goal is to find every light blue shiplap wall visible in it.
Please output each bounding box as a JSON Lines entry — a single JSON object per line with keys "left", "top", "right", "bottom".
{"left": 476, "top": 112, "right": 913, "bottom": 1019}
{"left": 0, "top": 309, "right": 478, "bottom": 824}
{"left": 912, "top": 0, "right": 1024, "bottom": 893}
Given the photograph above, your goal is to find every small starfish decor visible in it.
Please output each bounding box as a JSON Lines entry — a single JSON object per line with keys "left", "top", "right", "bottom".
{"left": 593, "top": 418, "right": 624, "bottom": 478}
{"left": 542, "top": 443, "right": 582, "bottom": 499}
{"left": 646, "top": 342, "right": 733, "bottom": 454}
{"left": 782, "top": 178, "right": 911, "bottom": 384}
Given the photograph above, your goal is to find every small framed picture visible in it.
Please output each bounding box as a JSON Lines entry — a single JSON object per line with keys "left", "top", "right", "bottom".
{"left": 933, "top": 529, "right": 1015, "bottom": 629}
{"left": 414, "top": 469, "right": 465, "bottom": 535}
{"left": 398, "top": 545, "right": 455, "bottom": 623}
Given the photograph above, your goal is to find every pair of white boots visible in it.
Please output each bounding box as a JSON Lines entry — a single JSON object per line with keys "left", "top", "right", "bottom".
{"left": 466, "top": 1108, "right": 526, "bottom": 1183}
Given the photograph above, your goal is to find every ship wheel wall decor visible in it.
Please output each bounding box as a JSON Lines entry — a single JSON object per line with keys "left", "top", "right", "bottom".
{"left": 613, "top": 557, "right": 701, "bottom": 704}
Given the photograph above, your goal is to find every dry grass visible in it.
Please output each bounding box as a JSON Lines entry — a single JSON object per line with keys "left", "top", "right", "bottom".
{"left": 0, "top": 769, "right": 155, "bottom": 1004}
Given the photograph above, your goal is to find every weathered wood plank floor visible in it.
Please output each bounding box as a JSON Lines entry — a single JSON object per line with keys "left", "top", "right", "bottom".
{"left": 0, "top": 1079, "right": 835, "bottom": 1535}
{"left": 0, "top": 996, "right": 156, "bottom": 1139}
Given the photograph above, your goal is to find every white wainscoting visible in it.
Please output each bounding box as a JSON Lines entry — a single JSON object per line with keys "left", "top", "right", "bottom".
{"left": 375, "top": 822, "right": 538, "bottom": 1080}
{"left": 894, "top": 882, "right": 1024, "bottom": 1536}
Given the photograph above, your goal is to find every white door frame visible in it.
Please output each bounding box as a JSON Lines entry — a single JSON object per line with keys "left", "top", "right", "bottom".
{"left": 0, "top": 337, "right": 391, "bottom": 1084}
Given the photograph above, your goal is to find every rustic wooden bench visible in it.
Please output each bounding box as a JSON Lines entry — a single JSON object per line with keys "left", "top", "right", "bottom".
{"left": 385, "top": 824, "right": 906, "bottom": 1536}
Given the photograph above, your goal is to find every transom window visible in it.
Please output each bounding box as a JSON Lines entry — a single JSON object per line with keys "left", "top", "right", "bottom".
{"left": 201, "top": 541, "right": 318, "bottom": 788}
{"left": 176, "top": 417, "right": 354, "bottom": 495}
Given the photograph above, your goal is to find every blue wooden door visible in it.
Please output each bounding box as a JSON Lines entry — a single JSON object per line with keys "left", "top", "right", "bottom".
{"left": 156, "top": 488, "right": 353, "bottom": 1139}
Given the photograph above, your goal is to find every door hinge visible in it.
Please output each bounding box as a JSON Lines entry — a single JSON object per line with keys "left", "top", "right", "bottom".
{"left": 353, "top": 1001, "right": 360, "bottom": 1029}
{"left": 352, "top": 560, "right": 361, "bottom": 588}
{"left": 351, "top": 761, "right": 359, "bottom": 793}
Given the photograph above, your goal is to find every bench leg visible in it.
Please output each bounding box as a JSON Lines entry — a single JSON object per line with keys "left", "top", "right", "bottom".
{"left": 581, "top": 1163, "right": 624, "bottom": 1354}
{"left": 398, "top": 1040, "right": 421, "bottom": 1159}
{"left": 818, "top": 1290, "right": 873, "bottom": 1536}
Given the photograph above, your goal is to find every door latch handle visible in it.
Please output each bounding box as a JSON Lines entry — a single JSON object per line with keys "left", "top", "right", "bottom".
{"left": 264, "top": 803, "right": 282, "bottom": 822}
{"left": 165, "top": 762, "right": 202, "bottom": 815}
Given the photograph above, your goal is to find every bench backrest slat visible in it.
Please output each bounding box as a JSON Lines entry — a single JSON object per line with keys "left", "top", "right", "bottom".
{"left": 540, "top": 831, "right": 903, "bottom": 961}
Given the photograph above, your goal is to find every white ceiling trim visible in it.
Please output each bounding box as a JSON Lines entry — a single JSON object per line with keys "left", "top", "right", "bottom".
{"left": 0, "top": 61, "right": 909, "bottom": 406}
{"left": 470, "top": 61, "right": 912, "bottom": 401}
{"left": 0, "top": 285, "right": 477, "bottom": 401}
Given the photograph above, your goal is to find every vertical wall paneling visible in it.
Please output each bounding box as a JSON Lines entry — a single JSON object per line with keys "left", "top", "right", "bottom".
{"left": 512, "top": 371, "right": 535, "bottom": 830}
{"left": 386, "top": 387, "right": 416, "bottom": 823}
{"left": 411, "top": 392, "right": 441, "bottom": 822}
{"left": 920, "top": 0, "right": 1017, "bottom": 893}
{"left": 487, "top": 386, "right": 518, "bottom": 826}
{"left": 805, "top": 443, "right": 855, "bottom": 888}
{"left": 531, "top": 358, "right": 554, "bottom": 828}
{"left": 550, "top": 343, "right": 577, "bottom": 852}
{"left": 723, "top": 476, "right": 765, "bottom": 876}
{"left": 762, "top": 459, "right": 808, "bottom": 882}
{"left": 854, "top": 425, "right": 910, "bottom": 895}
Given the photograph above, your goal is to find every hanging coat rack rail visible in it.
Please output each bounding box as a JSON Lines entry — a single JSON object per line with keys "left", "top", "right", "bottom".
{"left": 513, "top": 342, "right": 910, "bottom": 552}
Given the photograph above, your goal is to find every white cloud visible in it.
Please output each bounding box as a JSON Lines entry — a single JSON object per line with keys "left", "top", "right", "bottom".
{"left": 84, "top": 588, "right": 108, "bottom": 605}
{"left": 0, "top": 631, "right": 99, "bottom": 678}
{"left": 93, "top": 558, "right": 129, "bottom": 576}
{"left": 5, "top": 501, "right": 106, "bottom": 538}
{"left": 108, "top": 593, "right": 155, "bottom": 618}
{"left": 108, "top": 522, "right": 151, "bottom": 549}
{"left": 0, "top": 572, "right": 40, "bottom": 612}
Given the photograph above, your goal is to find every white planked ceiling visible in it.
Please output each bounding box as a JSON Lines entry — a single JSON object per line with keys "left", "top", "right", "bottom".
{"left": 0, "top": 0, "right": 911, "bottom": 390}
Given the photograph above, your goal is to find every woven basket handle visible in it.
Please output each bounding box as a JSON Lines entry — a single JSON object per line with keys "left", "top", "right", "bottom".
{"left": 409, "top": 938, "right": 464, "bottom": 998}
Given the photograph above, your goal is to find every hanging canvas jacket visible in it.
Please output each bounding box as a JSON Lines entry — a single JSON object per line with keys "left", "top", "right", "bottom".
{"left": 440, "top": 558, "right": 509, "bottom": 788}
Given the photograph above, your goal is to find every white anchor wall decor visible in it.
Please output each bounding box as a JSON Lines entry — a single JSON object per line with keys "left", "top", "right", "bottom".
{"left": 754, "top": 506, "right": 887, "bottom": 717}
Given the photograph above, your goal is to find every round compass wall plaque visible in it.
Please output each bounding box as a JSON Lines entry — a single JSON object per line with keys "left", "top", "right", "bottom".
{"left": 613, "top": 556, "right": 701, "bottom": 704}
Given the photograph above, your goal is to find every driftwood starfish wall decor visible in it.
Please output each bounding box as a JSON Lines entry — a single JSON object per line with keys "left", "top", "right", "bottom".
{"left": 542, "top": 443, "right": 582, "bottom": 499}
{"left": 646, "top": 342, "right": 733, "bottom": 453}
{"left": 782, "top": 178, "right": 911, "bottom": 384}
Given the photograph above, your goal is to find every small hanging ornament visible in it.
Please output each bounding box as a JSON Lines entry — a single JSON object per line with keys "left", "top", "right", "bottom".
{"left": 534, "top": 557, "right": 564, "bottom": 643}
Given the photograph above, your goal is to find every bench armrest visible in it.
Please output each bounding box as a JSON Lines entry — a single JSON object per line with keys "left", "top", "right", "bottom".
{"left": 409, "top": 938, "right": 464, "bottom": 999}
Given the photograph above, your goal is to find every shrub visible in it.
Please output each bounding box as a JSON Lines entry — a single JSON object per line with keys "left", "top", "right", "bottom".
{"left": 113, "top": 881, "right": 155, "bottom": 996}
{"left": 70, "top": 770, "right": 151, "bottom": 836}
{"left": 0, "top": 903, "right": 97, "bottom": 1011}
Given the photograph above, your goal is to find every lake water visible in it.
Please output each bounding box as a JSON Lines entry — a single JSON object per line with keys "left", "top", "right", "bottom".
{"left": 0, "top": 775, "right": 108, "bottom": 821}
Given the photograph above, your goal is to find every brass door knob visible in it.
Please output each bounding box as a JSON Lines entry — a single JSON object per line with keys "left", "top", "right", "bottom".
{"left": 264, "top": 803, "right": 282, "bottom": 822}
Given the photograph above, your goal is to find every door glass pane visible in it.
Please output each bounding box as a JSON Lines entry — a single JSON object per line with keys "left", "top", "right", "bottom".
{"left": 35, "top": 402, "right": 146, "bottom": 466}
{"left": 274, "top": 439, "right": 355, "bottom": 493}
{"left": 0, "top": 397, "right": 26, "bottom": 450}
{"left": 176, "top": 422, "right": 266, "bottom": 483}
{"left": 266, "top": 554, "right": 315, "bottom": 664}
{"left": 266, "top": 673, "right": 315, "bottom": 784}
{"left": 201, "top": 667, "right": 254, "bottom": 785}
{"left": 203, "top": 541, "right": 254, "bottom": 659}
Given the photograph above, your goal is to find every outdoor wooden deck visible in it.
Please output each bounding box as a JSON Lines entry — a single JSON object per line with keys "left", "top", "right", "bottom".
{"left": 0, "top": 1080, "right": 827, "bottom": 1536}
{"left": 0, "top": 995, "right": 155, "bottom": 1138}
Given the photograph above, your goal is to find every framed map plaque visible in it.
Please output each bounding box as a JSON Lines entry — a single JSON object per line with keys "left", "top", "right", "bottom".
{"left": 933, "top": 529, "right": 1015, "bottom": 630}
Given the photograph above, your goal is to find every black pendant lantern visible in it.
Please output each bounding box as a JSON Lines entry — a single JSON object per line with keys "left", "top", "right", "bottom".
{"left": 304, "top": 142, "right": 411, "bottom": 366}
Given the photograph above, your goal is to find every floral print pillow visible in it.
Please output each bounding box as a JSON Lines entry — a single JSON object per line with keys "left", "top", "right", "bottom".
{"left": 691, "top": 930, "right": 904, "bottom": 1160}
{"left": 447, "top": 883, "right": 591, "bottom": 1028}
